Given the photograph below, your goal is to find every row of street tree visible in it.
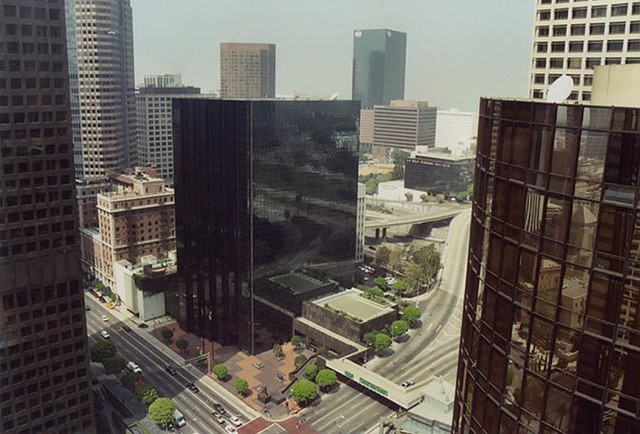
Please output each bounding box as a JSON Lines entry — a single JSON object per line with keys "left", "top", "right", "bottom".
{"left": 374, "top": 244, "right": 441, "bottom": 296}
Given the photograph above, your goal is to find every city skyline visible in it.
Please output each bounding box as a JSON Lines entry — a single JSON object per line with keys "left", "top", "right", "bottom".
{"left": 132, "top": 0, "right": 534, "bottom": 112}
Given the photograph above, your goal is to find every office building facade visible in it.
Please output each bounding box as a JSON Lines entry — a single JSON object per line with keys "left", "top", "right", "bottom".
{"left": 220, "top": 43, "right": 275, "bottom": 99}
{"left": 529, "top": 0, "right": 640, "bottom": 103}
{"left": 454, "top": 98, "right": 640, "bottom": 433}
{"left": 174, "top": 99, "right": 359, "bottom": 354}
{"left": 435, "top": 108, "right": 476, "bottom": 151}
{"left": 0, "top": 1, "right": 95, "bottom": 432}
{"left": 66, "top": 0, "right": 137, "bottom": 179}
{"left": 404, "top": 153, "right": 475, "bottom": 196}
{"left": 136, "top": 75, "right": 200, "bottom": 186}
{"left": 352, "top": 29, "right": 406, "bottom": 109}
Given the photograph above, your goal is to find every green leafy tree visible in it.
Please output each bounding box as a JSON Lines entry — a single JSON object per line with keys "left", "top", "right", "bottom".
{"left": 388, "top": 246, "right": 405, "bottom": 276}
{"left": 363, "top": 331, "right": 378, "bottom": 347}
{"left": 402, "top": 306, "right": 422, "bottom": 326}
{"left": 375, "top": 246, "right": 391, "bottom": 268}
{"left": 273, "top": 343, "right": 284, "bottom": 358}
{"left": 304, "top": 364, "right": 318, "bottom": 380}
{"left": 375, "top": 333, "right": 392, "bottom": 355}
{"left": 467, "top": 183, "right": 474, "bottom": 195}
{"left": 175, "top": 339, "right": 189, "bottom": 353}
{"left": 234, "top": 379, "right": 249, "bottom": 396}
{"left": 160, "top": 328, "right": 174, "bottom": 342}
{"left": 134, "top": 384, "right": 157, "bottom": 406}
{"left": 90, "top": 341, "right": 117, "bottom": 363}
{"left": 315, "top": 369, "right": 337, "bottom": 391}
{"left": 373, "top": 277, "right": 388, "bottom": 291}
{"left": 290, "top": 380, "right": 318, "bottom": 405}
{"left": 213, "top": 364, "right": 228, "bottom": 381}
{"left": 103, "top": 356, "right": 126, "bottom": 375}
{"left": 294, "top": 354, "right": 307, "bottom": 369}
{"left": 456, "top": 191, "right": 469, "bottom": 202}
{"left": 317, "top": 347, "right": 328, "bottom": 357}
{"left": 106, "top": 292, "right": 117, "bottom": 302}
{"left": 121, "top": 372, "right": 140, "bottom": 391}
{"left": 405, "top": 192, "right": 413, "bottom": 202}
{"left": 437, "top": 194, "right": 445, "bottom": 204}
{"left": 420, "top": 193, "right": 429, "bottom": 202}
{"left": 148, "top": 398, "right": 175, "bottom": 428}
{"left": 368, "top": 287, "right": 384, "bottom": 297}
{"left": 291, "top": 335, "right": 303, "bottom": 349}
{"left": 390, "top": 320, "right": 409, "bottom": 339}
{"left": 392, "top": 281, "right": 408, "bottom": 294}
{"left": 406, "top": 245, "right": 441, "bottom": 294}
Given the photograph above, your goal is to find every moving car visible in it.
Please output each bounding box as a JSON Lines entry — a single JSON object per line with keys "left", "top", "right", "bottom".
{"left": 101, "top": 315, "right": 109, "bottom": 322}
{"left": 187, "top": 383, "right": 199, "bottom": 393}
{"left": 229, "top": 416, "right": 242, "bottom": 427}
{"left": 213, "top": 403, "right": 226, "bottom": 415}
{"left": 100, "top": 330, "right": 110, "bottom": 339}
{"left": 174, "top": 409, "right": 186, "bottom": 428}
{"left": 127, "top": 361, "right": 142, "bottom": 374}
{"left": 225, "top": 426, "right": 236, "bottom": 433}
{"left": 122, "top": 325, "right": 132, "bottom": 332}
{"left": 85, "top": 306, "right": 91, "bottom": 311}
{"left": 212, "top": 412, "right": 225, "bottom": 424}
{"left": 165, "top": 365, "right": 177, "bottom": 376}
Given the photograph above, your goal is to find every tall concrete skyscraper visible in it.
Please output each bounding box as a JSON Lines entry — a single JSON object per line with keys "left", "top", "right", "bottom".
{"left": 0, "top": 1, "right": 95, "bottom": 432}
{"left": 352, "top": 29, "right": 407, "bottom": 109}
{"left": 220, "top": 43, "right": 276, "bottom": 99}
{"left": 66, "top": 0, "right": 137, "bottom": 179}
{"left": 529, "top": 1, "right": 640, "bottom": 103}
{"left": 453, "top": 97, "right": 640, "bottom": 433}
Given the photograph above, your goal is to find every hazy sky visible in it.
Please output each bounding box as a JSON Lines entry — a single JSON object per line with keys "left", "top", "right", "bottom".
{"left": 132, "top": 0, "right": 535, "bottom": 113}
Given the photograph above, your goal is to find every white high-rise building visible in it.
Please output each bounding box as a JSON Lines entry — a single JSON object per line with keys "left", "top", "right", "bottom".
{"left": 529, "top": 1, "right": 640, "bottom": 103}
{"left": 435, "top": 109, "right": 475, "bottom": 151}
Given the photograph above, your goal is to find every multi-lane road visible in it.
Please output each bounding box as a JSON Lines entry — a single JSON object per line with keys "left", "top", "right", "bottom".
{"left": 302, "top": 209, "right": 471, "bottom": 433}
{"left": 85, "top": 295, "right": 256, "bottom": 434}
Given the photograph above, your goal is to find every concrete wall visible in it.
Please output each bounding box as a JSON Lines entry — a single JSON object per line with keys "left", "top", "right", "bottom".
{"left": 293, "top": 318, "right": 357, "bottom": 357}
{"left": 592, "top": 64, "right": 640, "bottom": 107}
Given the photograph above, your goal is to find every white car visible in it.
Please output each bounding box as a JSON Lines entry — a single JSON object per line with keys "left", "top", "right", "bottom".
{"left": 101, "top": 315, "right": 109, "bottom": 322}
{"left": 229, "top": 416, "right": 242, "bottom": 427}
{"left": 127, "top": 361, "right": 142, "bottom": 374}
{"left": 100, "top": 330, "right": 110, "bottom": 339}
{"left": 225, "top": 425, "right": 236, "bottom": 433}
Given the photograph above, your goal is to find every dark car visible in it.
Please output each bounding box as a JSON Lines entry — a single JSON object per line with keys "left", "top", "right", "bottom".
{"left": 98, "top": 296, "right": 106, "bottom": 303}
{"left": 213, "top": 404, "right": 226, "bottom": 415}
{"left": 122, "top": 325, "right": 132, "bottom": 332}
{"left": 165, "top": 365, "right": 177, "bottom": 376}
{"left": 85, "top": 306, "right": 91, "bottom": 311}
{"left": 138, "top": 323, "right": 149, "bottom": 329}
{"left": 187, "top": 383, "right": 199, "bottom": 393}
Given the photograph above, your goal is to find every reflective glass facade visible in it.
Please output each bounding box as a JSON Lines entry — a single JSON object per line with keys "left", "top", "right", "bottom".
{"left": 352, "top": 29, "right": 406, "bottom": 109}
{"left": 173, "top": 99, "right": 359, "bottom": 354}
{"left": 454, "top": 98, "right": 640, "bottom": 433}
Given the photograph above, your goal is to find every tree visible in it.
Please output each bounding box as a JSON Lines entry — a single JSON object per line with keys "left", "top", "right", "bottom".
{"left": 456, "top": 191, "right": 469, "bottom": 202}
{"left": 290, "top": 380, "right": 318, "bottom": 405}
{"left": 103, "top": 356, "right": 126, "bottom": 375}
{"left": 213, "top": 364, "right": 228, "bottom": 381}
{"left": 406, "top": 245, "right": 441, "bottom": 294}
{"left": 363, "top": 331, "right": 378, "bottom": 347}
{"left": 294, "top": 354, "right": 307, "bottom": 369}
{"left": 375, "top": 246, "right": 391, "bottom": 268}
{"left": 405, "top": 192, "right": 413, "bottom": 202}
{"left": 420, "top": 193, "right": 429, "bottom": 202}
{"left": 175, "top": 339, "right": 189, "bottom": 353}
{"left": 373, "top": 277, "right": 388, "bottom": 291}
{"left": 315, "top": 369, "right": 337, "bottom": 391}
{"left": 402, "top": 306, "right": 422, "bottom": 326}
{"left": 134, "top": 384, "right": 157, "bottom": 406}
{"left": 291, "top": 335, "right": 303, "bottom": 349}
{"left": 304, "top": 364, "right": 318, "bottom": 380}
{"left": 368, "top": 287, "right": 384, "bottom": 297}
{"left": 390, "top": 320, "right": 409, "bottom": 339}
{"left": 388, "top": 246, "right": 405, "bottom": 276}
{"left": 148, "top": 398, "right": 175, "bottom": 428}
{"left": 375, "top": 333, "right": 392, "bottom": 355}
{"left": 436, "top": 194, "right": 445, "bottom": 204}
{"left": 234, "top": 379, "right": 249, "bottom": 396}
{"left": 318, "top": 347, "right": 329, "bottom": 357}
{"left": 90, "top": 341, "right": 117, "bottom": 363}
{"left": 392, "top": 281, "right": 408, "bottom": 294}
{"left": 121, "top": 372, "right": 140, "bottom": 391}
{"left": 273, "top": 344, "right": 284, "bottom": 359}
{"left": 160, "top": 328, "right": 174, "bottom": 342}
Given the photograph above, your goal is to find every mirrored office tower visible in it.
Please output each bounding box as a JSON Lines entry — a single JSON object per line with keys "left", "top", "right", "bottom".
{"left": 454, "top": 98, "right": 640, "bottom": 433}
{"left": 352, "top": 29, "right": 406, "bottom": 109}
{"left": 173, "top": 99, "right": 360, "bottom": 354}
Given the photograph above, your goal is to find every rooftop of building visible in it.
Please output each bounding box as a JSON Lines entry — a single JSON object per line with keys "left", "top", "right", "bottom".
{"left": 98, "top": 167, "right": 173, "bottom": 201}
{"left": 411, "top": 151, "right": 475, "bottom": 162}
{"left": 269, "top": 273, "right": 328, "bottom": 296}
{"left": 312, "top": 289, "right": 394, "bottom": 322}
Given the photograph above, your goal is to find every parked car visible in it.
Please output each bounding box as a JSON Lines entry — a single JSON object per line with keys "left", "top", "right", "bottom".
{"left": 122, "top": 325, "right": 132, "bottom": 332}
{"left": 85, "top": 306, "right": 91, "bottom": 311}
{"left": 98, "top": 296, "right": 106, "bottom": 303}
{"left": 100, "top": 330, "right": 110, "bottom": 339}
{"left": 101, "top": 315, "right": 109, "bottom": 322}
{"left": 127, "top": 361, "right": 142, "bottom": 374}
{"left": 187, "top": 383, "right": 199, "bottom": 393}
{"left": 401, "top": 381, "right": 415, "bottom": 388}
{"left": 253, "top": 362, "right": 264, "bottom": 370}
{"left": 225, "top": 426, "right": 236, "bottom": 434}
{"left": 138, "top": 323, "right": 149, "bottom": 329}
{"left": 165, "top": 365, "right": 177, "bottom": 376}
{"left": 213, "top": 404, "right": 226, "bottom": 415}
{"left": 174, "top": 409, "right": 186, "bottom": 428}
{"left": 229, "top": 416, "right": 242, "bottom": 427}
{"left": 212, "top": 412, "right": 225, "bottom": 424}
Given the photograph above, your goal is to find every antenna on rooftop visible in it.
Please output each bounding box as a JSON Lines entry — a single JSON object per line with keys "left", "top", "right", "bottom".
{"left": 546, "top": 75, "right": 573, "bottom": 103}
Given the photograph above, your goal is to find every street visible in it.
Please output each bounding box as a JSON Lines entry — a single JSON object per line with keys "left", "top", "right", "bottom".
{"left": 302, "top": 209, "right": 471, "bottom": 433}
{"left": 85, "top": 295, "right": 255, "bottom": 434}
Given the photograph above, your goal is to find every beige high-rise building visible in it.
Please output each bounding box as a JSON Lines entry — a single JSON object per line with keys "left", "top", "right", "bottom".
{"left": 1, "top": 0, "right": 95, "bottom": 432}
{"left": 66, "top": 0, "right": 137, "bottom": 179}
{"left": 220, "top": 43, "right": 276, "bottom": 99}
{"left": 529, "top": 0, "right": 640, "bottom": 103}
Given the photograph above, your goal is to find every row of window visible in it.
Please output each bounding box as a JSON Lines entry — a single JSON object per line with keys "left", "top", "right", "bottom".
{"left": 537, "top": 21, "right": 640, "bottom": 37}
{"left": 2, "top": 4, "right": 62, "bottom": 21}
{"left": 533, "top": 56, "right": 639, "bottom": 69}
{"left": 539, "top": 3, "right": 640, "bottom": 21}
{"left": 537, "top": 39, "right": 640, "bottom": 53}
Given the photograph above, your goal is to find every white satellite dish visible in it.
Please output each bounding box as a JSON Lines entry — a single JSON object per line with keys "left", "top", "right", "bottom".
{"left": 329, "top": 92, "right": 339, "bottom": 101}
{"left": 546, "top": 75, "right": 573, "bottom": 103}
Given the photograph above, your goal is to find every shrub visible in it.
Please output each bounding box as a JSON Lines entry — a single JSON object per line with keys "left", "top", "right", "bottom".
{"left": 390, "top": 320, "right": 409, "bottom": 339}
{"left": 294, "top": 354, "right": 307, "bottom": 369}
{"left": 90, "top": 341, "right": 116, "bottom": 363}
{"left": 402, "top": 306, "right": 421, "bottom": 325}
{"left": 103, "top": 356, "right": 126, "bottom": 375}
{"left": 304, "top": 364, "right": 318, "bottom": 380}
{"left": 291, "top": 380, "right": 317, "bottom": 405}
{"left": 234, "top": 379, "right": 249, "bottom": 396}
{"left": 291, "top": 335, "right": 303, "bottom": 348}
{"left": 134, "top": 384, "right": 157, "bottom": 406}
{"left": 160, "top": 328, "right": 173, "bottom": 342}
{"left": 213, "top": 364, "right": 228, "bottom": 381}
{"left": 315, "top": 369, "right": 337, "bottom": 391}
{"left": 375, "top": 333, "right": 392, "bottom": 355}
{"left": 148, "top": 398, "right": 175, "bottom": 428}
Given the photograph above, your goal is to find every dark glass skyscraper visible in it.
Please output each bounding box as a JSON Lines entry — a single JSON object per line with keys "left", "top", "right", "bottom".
{"left": 0, "top": 1, "right": 94, "bottom": 432}
{"left": 352, "top": 29, "right": 406, "bottom": 109}
{"left": 454, "top": 98, "right": 640, "bottom": 433}
{"left": 173, "top": 99, "right": 359, "bottom": 354}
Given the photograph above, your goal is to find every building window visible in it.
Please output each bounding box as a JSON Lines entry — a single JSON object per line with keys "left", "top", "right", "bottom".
{"left": 588, "top": 41, "right": 603, "bottom": 52}
{"left": 631, "top": 21, "right": 640, "bottom": 33}
{"left": 571, "top": 24, "right": 586, "bottom": 35}
{"left": 586, "top": 58, "right": 602, "bottom": 69}
{"left": 550, "top": 58, "right": 564, "bottom": 69}
{"left": 634, "top": 2, "right": 640, "bottom": 15}
{"left": 569, "top": 41, "right": 584, "bottom": 52}
{"left": 538, "top": 10, "right": 551, "bottom": 21}
{"left": 553, "top": 25, "right": 567, "bottom": 36}
{"left": 534, "top": 74, "right": 546, "bottom": 84}
{"left": 537, "top": 26, "right": 550, "bottom": 37}
{"left": 535, "top": 58, "right": 547, "bottom": 68}
{"left": 533, "top": 90, "right": 544, "bottom": 99}
{"left": 611, "top": 4, "right": 628, "bottom": 16}
{"left": 552, "top": 42, "right": 565, "bottom": 53}
{"left": 610, "top": 22, "right": 627, "bottom": 34}
{"left": 606, "top": 57, "right": 622, "bottom": 64}
{"left": 626, "top": 57, "right": 640, "bottom": 63}
{"left": 537, "top": 42, "right": 548, "bottom": 53}
{"left": 590, "top": 23, "right": 605, "bottom": 35}
{"left": 572, "top": 7, "right": 588, "bottom": 19}
{"left": 567, "top": 58, "right": 582, "bottom": 69}
{"left": 554, "top": 9, "right": 569, "bottom": 19}
{"left": 628, "top": 40, "right": 640, "bottom": 51}
{"left": 607, "top": 40, "right": 624, "bottom": 52}
{"left": 591, "top": 5, "right": 607, "bottom": 18}
{"left": 584, "top": 75, "right": 593, "bottom": 85}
